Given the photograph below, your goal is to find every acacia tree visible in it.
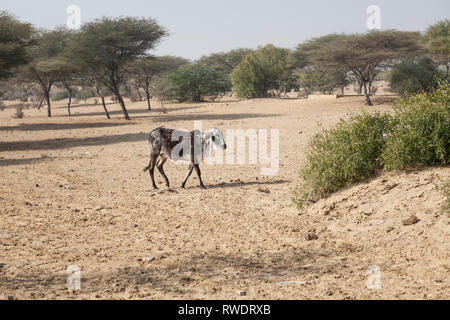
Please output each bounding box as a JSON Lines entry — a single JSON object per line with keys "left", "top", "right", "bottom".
{"left": 231, "top": 44, "right": 289, "bottom": 98}
{"left": 19, "top": 28, "right": 72, "bottom": 116}
{"left": 128, "top": 56, "right": 188, "bottom": 110}
{"left": 294, "top": 31, "right": 421, "bottom": 105}
{"left": 68, "top": 17, "right": 167, "bottom": 120}
{"left": 0, "top": 11, "right": 35, "bottom": 80}
{"left": 422, "top": 19, "right": 450, "bottom": 80}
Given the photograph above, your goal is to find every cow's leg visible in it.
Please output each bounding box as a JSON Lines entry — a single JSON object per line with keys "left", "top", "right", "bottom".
{"left": 181, "top": 164, "right": 193, "bottom": 188}
{"left": 148, "top": 153, "right": 159, "bottom": 189}
{"left": 156, "top": 156, "right": 170, "bottom": 188}
{"left": 193, "top": 164, "right": 206, "bottom": 189}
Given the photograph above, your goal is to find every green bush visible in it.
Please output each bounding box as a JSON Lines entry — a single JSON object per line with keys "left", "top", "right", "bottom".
{"left": 293, "top": 82, "right": 449, "bottom": 210}
{"left": 231, "top": 44, "right": 288, "bottom": 99}
{"left": 51, "top": 90, "right": 69, "bottom": 101}
{"left": 12, "top": 104, "right": 24, "bottom": 119}
{"left": 293, "top": 112, "right": 394, "bottom": 209}
{"left": 381, "top": 82, "right": 450, "bottom": 170}
{"left": 166, "top": 64, "right": 229, "bottom": 102}
{"left": 390, "top": 57, "right": 442, "bottom": 95}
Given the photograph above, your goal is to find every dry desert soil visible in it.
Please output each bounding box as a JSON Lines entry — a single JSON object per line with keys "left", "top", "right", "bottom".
{"left": 0, "top": 96, "right": 448, "bottom": 299}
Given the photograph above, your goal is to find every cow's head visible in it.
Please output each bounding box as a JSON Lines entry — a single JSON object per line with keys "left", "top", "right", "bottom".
{"left": 203, "top": 128, "right": 227, "bottom": 151}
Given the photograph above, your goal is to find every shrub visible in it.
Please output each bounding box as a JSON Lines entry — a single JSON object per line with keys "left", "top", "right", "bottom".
{"left": 12, "top": 104, "right": 24, "bottom": 119}
{"left": 51, "top": 90, "right": 69, "bottom": 101}
{"left": 296, "top": 68, "right": 349, "bottom": 95}
{"left": 52, "top": 88, "right": 84, "bottom": 101}
{"left": 292, "top": 112, "right": 394, "bottom": 209}
{"left": 152, "top": 75, "right": 176, "bottom": 105}
{"left": 293, "top": 81, "right": 449, "bottom": 210}
{"left": 390, "top": 57, "right": 442, "bottom": 95}
{"left": 381, "top": 82, "right": 450, "bottom": 170}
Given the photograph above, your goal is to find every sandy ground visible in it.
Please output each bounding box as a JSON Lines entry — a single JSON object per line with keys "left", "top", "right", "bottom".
{"left": 0, "top": 96, "right": 448, "bottom": 299}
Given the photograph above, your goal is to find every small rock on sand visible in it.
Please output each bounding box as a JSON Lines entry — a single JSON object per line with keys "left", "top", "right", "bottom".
{"left": 402, "top": 215, "right": 420, "bottom": 226}
{"left": 302, "top": 232, "right": 318, "bottom": 241}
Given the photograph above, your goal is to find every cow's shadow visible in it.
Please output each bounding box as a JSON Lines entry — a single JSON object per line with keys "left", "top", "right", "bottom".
{"left": 182, "top": 179, "right": 289, "bottom": 189}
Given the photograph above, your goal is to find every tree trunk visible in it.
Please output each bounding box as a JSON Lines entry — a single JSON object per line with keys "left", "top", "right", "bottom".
{"left": 145, "top": 87, "right": 151, "bottom": 111}
{"left": 101, "top": 96, "right": 110, "bottom": 119}
{"left": 446, "top": 64, "right": 449, "bottom": 81}
{"left": 362, "top": 81, "right": 372, "bottom": 106}
{"left": 107, "top": 73, "right": 130, "bottom": 119}
{"left": 136, "top": 86, "right": 142, "bottom": 101}
{"left": 93, "top": 83, "right": 111, "bottom": 119}
{"left": 45, "top": 91, "right": 51, "bottom": 117}
{"left": 368, "top": 79, "right": 374, "bottom": 96}
{"left": 114, "top": 90, "right": 130, "bottom": 120}
{"left": 81, "top": 86, "right": 88, "bottom": 103}
{"left": 37, "top": 95, "right": 45, "bottom": 109}
{"left": 357, "top": 82, "right": 363, "bottom": 95}
{"left": 65, "top": 85, "right": 72, "bottom": 117}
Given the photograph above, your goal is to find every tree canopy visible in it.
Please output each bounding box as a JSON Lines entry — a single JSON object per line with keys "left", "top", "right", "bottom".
{"left": 164, "top": 64, "right": 229, "bottom": 102}
{"left": 231, "top": 44, "right": 289, "bottom": 98}
{"left": 422, "top": 19, "right": 450, "bottom": 79}
{"left": 198, "top": 48, "right": 254, "bottom": 75}
{"left": 390, "top": 56, "right": 442, "bottom": 95}
{"left": 0, "top": 11, "right": 35, "bottom": 80}
{"left": 67, "top": 17, "right": 168, "bottom": 119}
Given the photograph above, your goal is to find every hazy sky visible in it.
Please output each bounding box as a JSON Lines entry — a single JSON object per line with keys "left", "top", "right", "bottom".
{"left": 3, "top": 0, "right": 449, "bottom": 60}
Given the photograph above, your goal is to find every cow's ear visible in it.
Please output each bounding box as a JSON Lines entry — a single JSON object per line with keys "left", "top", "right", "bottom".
{"left": 202, "top": 130, "right": 212, "bottom": 141}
